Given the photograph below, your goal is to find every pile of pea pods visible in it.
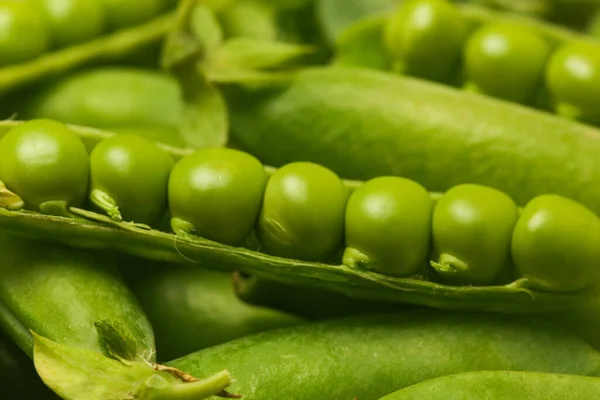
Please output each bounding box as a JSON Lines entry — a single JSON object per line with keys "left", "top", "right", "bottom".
{"left": 3, "top": 0, "right": 600, "bottom": 399}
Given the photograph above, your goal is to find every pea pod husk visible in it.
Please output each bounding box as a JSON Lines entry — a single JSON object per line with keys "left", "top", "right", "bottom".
{"left": 377, "top": 370, "right": 600, "bottom": 399}
{"left": 121, "top": 260, "right": 305, "bottom": 361}
{"left": 0, "top": 233, "right": 155, "bottom": 360}
{"left": 0, "top": 120, "right": 592, "bottom": 315}
{"left": 166, "top": 310, "right": 600, "bottom": 400}
{"left": 227, "top": 66, "right": 600, "bottom": 218}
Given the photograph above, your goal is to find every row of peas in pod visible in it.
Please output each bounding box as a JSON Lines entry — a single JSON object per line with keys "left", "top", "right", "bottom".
{"left": 383, "top": 0, "right": 600, "bottom": 125}
{"left": 0, "top": 0, "right": 175, "bottom": 66}
{"left": 1, "top": 119, "right": 599, "bottom": 293}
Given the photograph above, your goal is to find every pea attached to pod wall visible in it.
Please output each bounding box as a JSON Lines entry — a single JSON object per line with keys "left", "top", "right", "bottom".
{"left": 383, "top": 0, "right": 467, "bottom": 82}
{"left": 0, "top": 1, "right": 49, "bottom": 65}
{"left": 343, "top": 176, "right": 432, "bottom": 277}
{"left": 546, "top": 40, "right": 600, "bottom": 124}
{"left": 169, "top": 147, "right": 268, "bottom": 246}
{"left": 258, "top": 162, "right": 348, "bottom": 262}
{"left": 38, "top": 0, "right": 106, "bottom": 48}
{"left": 431, "top": 184, "right": 518, "bottom": 285}
{"left": 512, "top": 194, "right": 600, "bottom": 292}
{"left": 0, "top": 119, "right": 89, "bottom": 213}
{"left": 463, "top": 22, "right": 551, "bottom": 104}
{"left": 89, "top": 135, "right": 174, "bottom": 225}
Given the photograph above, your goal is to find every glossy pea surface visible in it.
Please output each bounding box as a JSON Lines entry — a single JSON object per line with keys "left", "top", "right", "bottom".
{"left": 169, "top": 147, "right": 268, "bottom": 246}
{"left": 0, "top": 1, "right": 49, "bottom": 65}
{"left": 39, "top": 0, "right": 106, "bottom": 48}
{"left": 0, "top": 119, "right": 89, "bottom": 211}
{"left": 464, "top": 23, "right": 551, "bottom": 104}
{"left": 546, "top": 41, "right": 600, "bottom": 122}
{"left": 432, "top": 184, "right": 518, "bottom": 285}
{"left": 512, "top": 194, "right": 600, "bottom": 292}
{"left": 257, "top": 162, "right": 348, "bottom": 262}
{"left": 98, "top": 0, "right": 167, "bottom": 30}
{"left": 90, "top": 135, "right": 174, "bottom": 225}
{"left": 383, "top": 0, "right": 467, "bottom": 82}
{"left": 343, "top": 176, "right": 432, "bottom": 277}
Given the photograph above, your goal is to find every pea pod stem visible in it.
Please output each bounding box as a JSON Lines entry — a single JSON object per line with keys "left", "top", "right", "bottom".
{"left": 139, "top": 369, "right": 237, "bottom": 400}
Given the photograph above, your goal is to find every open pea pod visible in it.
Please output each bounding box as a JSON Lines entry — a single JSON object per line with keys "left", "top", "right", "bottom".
{"left": 0, "top": 120, "right": 593, "bottom": 315}
{"left": 0, "top": 12, "right": 174, "bottom": 96}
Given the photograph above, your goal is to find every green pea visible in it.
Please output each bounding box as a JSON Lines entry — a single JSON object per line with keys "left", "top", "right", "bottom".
{"left": 343, "top": 176, "right": 432, "bottom": 277}
{"left": 98, "top": 0, "right": 167, "bottom": 30}
{"left": 512, "top": 194, "right": 600, "bottom": 292}
{"left": 0, "top": 119, "right": 89, "bottom": 212}
{"left": 257, "top": 162, "right": 348, "bottom": 262}
{"left": 431, "top": 184, "right": 518, "bottom": 285}
{"left": 39, "top": 0, "right": 106, "bottom": 48}
{"left": 383, "top": 0, "right": 467, "bottom": 82}
{"left": 464, "top": 23, "right": 551, "bottom": 104}
{"left": 169, "top": 147, "right": 268, "bottom": 246}
{"left": 546, "top": 41, "right": 600, "bottom": 123}
{"left": 90, "top": 135, "right": 174, "bottom": 225}
{"left": 0, "top": 1, "right": 49, "bottom": 65}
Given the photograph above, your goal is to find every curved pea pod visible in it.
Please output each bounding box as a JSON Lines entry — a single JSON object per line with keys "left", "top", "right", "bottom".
{"left": 0, "top": 233, "right": 155, "bottom": 361}
{"left": 23, "top": 67, "right": 185, "bottom": 147}
{"left": 0, "top": 120, "right": 594, "bottom": 315}
{"left": 227, "top": 66, "right": 600, "bottom": 219}
{"left": 233, "top": 273, "right": 405, "bottom": 320}
{"left": 121, "top": 260, "right": 304, "bottom": 361}
{"left": 167, "top": 311, "right": 600, "bottom": 400}
{"left": 0, "top": 330, "right": 60, "bottom": 399}
{"left": 431, "top": 184, "right": 518, "bottom": 285}
{"left": 377, "top": 370, "right": 600, "bottom": 400}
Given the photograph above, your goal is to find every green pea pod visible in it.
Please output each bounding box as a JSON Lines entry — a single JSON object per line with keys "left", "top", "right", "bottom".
{"left": 122, "top": 261, "right": 304, "bottom": 361}
{"left": 377, "top": 370, "right": 600, "bottom": 399}
{"left": 0, "top": 330, "right": 60, "bottom": 399}
{"left": 227, "top": 66, "right": 600, "bottom": 220}
{"left": 23, "top": 67, "right": 185, "bottom": 147}
{"left": 233, "top": 273, "right": 406, "bottom": 320}
{"left": 0, "top": 233, "right": 155, "bottom": 361}
{"left": 0, "top": 120, "right": 595, "bottom": 314}
{"left": 167, "top": 311, "right": 600, "bottom": 400}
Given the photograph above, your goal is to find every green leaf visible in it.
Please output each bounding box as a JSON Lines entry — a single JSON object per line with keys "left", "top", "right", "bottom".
{"left": 94, "top": 320, "right": 142, "bottom": 362}
{"left": 333, "top": 15, "right": 390, "bottom": 70}
{"left": 177, "top": 66, "right": 228, "bottom": 148}
{"left": 316, "top": 0, "right": 398, "bottom": 45}
{"left": 33, "top": 332, "right": 235, "bottom": 400}
{"left": 162, "top": 0, "right": 229, "bottom": 149}
{"left": 161, "top": 0, "right": 223, "bottom": 71}
{"left": 204, "top": 37, "right": 314, "bottom": 72}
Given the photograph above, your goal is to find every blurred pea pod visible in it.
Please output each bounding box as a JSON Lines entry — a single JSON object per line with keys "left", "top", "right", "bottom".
{"left": 121, "top": 260, "right": 305, "bottom": 362}
{"left": 22, "top": 67, "right": 186, "bottom": 147}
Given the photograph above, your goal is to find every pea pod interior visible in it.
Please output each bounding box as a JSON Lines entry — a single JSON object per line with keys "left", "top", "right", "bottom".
{"left": 0, "top": 120, "right": 595, "bottom": 314}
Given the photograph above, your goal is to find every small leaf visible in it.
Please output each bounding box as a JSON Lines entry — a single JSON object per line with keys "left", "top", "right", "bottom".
{"left": 204, "top": 37, "right": 314, "bottom": 72}
{"left": 177, "top": 66, "right": 229, "bottom": 148}
{"left": 333, "top": 15, "right": 390, "bottom": 70}
{"left": 94, "top": 320, "right": 141, "bottom": 362}
{"left": 204, "top": 67, "right": 297, "bottom": 86}
{"left": 161, "top": 0, "right": 223, "bottom": 71}
{"left": 316, "top": 0, "right": 398, "bottom": 44}
{"left": 33, "top": 332, "right": 235, "bottom": 400}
